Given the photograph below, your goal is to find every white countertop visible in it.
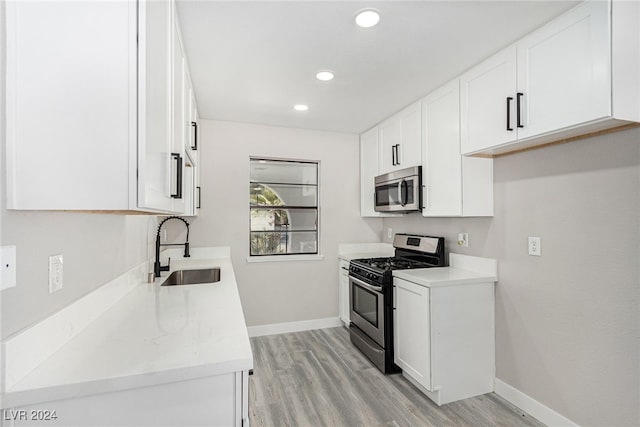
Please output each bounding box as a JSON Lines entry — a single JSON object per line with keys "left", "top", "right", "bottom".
{"left": 392, "top": 254, "right": 498, "bottom": 288}
{"left": 2, "top": 249, "right": 253, "bottom": 409}
{"left": 393, "top": 267, "right": 497, "bottom": 288}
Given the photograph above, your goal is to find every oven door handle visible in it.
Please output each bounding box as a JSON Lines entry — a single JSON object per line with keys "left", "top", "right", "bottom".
{"left": 349, "top": 275, "right": 383, "bottom": 293}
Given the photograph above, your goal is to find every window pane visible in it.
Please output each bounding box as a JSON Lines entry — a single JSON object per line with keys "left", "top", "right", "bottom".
{"left": 250, "top": 183, "right": 317, "bottom": 207}
{"left": 250, "top": 208, "right": 316, "bottom": 231}
{"left": 250, "top": 231, "right": 317, "bottom": 255}
{"left": 250, "top": 159, "right": 317, "bottom": 185}
{"left": 249, "top": 158, "right": 318, "bottom": 256}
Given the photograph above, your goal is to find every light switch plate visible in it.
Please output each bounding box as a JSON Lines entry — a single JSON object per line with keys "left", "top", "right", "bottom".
{"left": 49, "top": 254, "right": 64, "bottom": 293}
{"left": 1, "top": 246, "right": 17, "bottom": 290}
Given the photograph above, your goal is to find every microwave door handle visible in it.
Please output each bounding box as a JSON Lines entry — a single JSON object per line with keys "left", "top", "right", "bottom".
{"left": 398, "top": 180, "right": 407, "bottom": 206}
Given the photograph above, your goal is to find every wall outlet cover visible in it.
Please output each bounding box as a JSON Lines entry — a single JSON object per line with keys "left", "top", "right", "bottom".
{"left": 1, "top": 246, "right": 17, "bottom": 290}
{"left": 528, "top": 237, "right": 541, "bottom": 256}
{"left": 49, "top": 254, "right": 64, "bottom": 293}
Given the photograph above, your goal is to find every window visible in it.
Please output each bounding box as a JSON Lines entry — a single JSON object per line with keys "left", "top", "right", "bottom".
{"left": 249, "top": 158, "right": 319, "bottom": 256}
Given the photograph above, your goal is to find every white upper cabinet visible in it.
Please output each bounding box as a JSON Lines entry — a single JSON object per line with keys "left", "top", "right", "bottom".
{"left": 137, "top": 0, "right": 176, "bottom": 213}
{"left": 186, "top": 78, "right": 200, "bottom": 163}
{"left": 460, "top": 47, "right": 518, "bottom": 155}
{"left": 378, "top": 102, "right": 421, "bottom": 174}
{"left": 516, "top": 0, "right": 610, "bottom": 140}
{"left": 461, "top": 0, "right": 639, "bottom": 156}
{"left": 422, "top": 80, "right": 493, "bottom": 217}
{"left": 5, "top": 0, "right": 195, "bottom": 213}
{"left": 360, "top": 127, "right": 402, "bottom": 217}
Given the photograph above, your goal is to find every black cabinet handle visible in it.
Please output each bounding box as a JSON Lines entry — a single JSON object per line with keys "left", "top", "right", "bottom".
{"left": 171, "top": 153, "right": 183, "bottom": 199}
{"left": 506, "top": 97, "right": 513, "bottom": 131}
{"left": 395, "top": 144, "right": 400, "bottom": 165}
{"left": 391, "top": 145, "right": 396, "bottom": 165}
{"left": 191, "top": 121, "right": 198, "bottom": 150}
{"left": 196, "top": 186, "right": 201, "bottom": 209}
{"left": 516, "top": 92, "right": 524, "bottom": 128}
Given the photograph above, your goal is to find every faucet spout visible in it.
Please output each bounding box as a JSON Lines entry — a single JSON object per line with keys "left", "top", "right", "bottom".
{"left": 154, "top": 216, "right": 191, "bottom": 278}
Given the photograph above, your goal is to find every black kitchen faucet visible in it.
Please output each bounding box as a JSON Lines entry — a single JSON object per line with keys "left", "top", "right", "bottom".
{"left": 154, "top": 216, "right": 190, "bottom": 278}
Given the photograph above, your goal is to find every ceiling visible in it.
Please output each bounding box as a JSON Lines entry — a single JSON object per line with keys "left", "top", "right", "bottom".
{"left": 176, "top": 1, "right": 578, "bottom": 135}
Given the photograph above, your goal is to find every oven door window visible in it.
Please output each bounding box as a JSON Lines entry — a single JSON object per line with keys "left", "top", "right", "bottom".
{"left": 352, "top": 284, "right": 379, "bottom": 327}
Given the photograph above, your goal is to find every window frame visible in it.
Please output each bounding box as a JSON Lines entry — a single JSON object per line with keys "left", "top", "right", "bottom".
{"left": 248, "top": 157, "right": 321, "bottom": 260}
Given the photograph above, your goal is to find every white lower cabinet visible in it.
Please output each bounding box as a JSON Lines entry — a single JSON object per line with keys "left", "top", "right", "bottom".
{"left": 338, "top": 259, "right": 350, "bottom": 326}
{"left": 9, "top": 371, "right": 250, "bottom": 427}
{"left": 393, "top": 277, "right": 495, "bottom": 405}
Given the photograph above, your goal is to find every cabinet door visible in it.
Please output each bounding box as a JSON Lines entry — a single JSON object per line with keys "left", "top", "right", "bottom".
{"left": 339, "top": 268, "right": 350, "bottom": 325}
{"left": 183, "top": 158, "right": 197, "bottom": 217}
{"left": 378, "top": 117, "right": 401, "bottom": 174}
{"left": 460, "top": 46, "right": 517, "bottom": 154}
{"left": 422, "top": 80, "right": 462, "bottom": 216}
{"left": 394, "top": 278, "right": 431, "bottom": 390}
{"left": 171, "top": 20, "right": 187, "bottom": 214}
{"left": 5, "top": 1, "right": 135, "bottom": 210}
{"left": 379, "top": 103, "right": 421, "bottom": 174}
{"left": 137, "top": 0, "right": 177, "bottom": 212}
{"left": 398, "top": 102, "right": 422, "bottom": 169}
{"left": 186, "top": 79, "right": 200, "bottom": 157}
{"left": 517, "top": 0, "right": 610, "bottom": 139}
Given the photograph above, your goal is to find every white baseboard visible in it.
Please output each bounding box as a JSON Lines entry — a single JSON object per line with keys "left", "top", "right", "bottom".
{"left": 247, "top": 317, "right": 342, "bottom": 337}
{"left": 495, "top": 379, "right": 579, "bottom": 427}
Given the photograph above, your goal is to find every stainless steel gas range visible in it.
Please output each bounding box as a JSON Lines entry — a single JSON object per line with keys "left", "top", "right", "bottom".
{"left": 348, "top": 234, "right": 445, "bottom": 373}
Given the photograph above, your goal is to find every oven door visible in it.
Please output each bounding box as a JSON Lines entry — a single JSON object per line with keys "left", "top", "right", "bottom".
{"left": 349, "top": 275, "right": 385, "bottom": 348}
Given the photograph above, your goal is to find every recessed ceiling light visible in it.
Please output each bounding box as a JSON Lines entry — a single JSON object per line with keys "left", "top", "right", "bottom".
{"left": 294, "top": 104, "right": 309, "bottom": 112}
{"left": 316, "top": 71, "right": 335, "bottom": 81}
{"left": 355, "top": 10, "right": 380, "bottom": 28}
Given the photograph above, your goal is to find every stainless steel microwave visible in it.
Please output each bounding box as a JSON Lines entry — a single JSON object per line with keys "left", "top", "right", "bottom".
{"left": 374, "top": 166, "right": 422, "bottom": 213}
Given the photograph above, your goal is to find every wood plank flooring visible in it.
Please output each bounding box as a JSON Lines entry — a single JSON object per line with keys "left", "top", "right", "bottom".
{"left": 249, "top": 327, "right": 544, "bottom": 427}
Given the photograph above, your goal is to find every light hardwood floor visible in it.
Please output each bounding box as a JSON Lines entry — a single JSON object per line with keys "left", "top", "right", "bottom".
{"left": 249, "top": 327, "right": 544, "bottom": 427}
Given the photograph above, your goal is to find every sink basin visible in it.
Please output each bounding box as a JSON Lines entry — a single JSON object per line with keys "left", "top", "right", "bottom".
{"left": 161, "top": 267, "right": 221, "bottom": 286}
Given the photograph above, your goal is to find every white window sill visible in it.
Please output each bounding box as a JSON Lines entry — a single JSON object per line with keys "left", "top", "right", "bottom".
{"left": 246, "top": 254, "right": 324, "bottom": 263}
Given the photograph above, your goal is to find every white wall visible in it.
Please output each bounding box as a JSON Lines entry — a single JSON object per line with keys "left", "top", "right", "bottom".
{"left": 382, "top": 128, "right": 640, "bottom": 427}
{"left": 188, "top": 120, "right": 382, "bottom": 327}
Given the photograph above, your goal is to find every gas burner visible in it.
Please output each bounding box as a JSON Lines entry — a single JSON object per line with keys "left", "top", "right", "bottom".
{"left": 353, "top": 256, "right": 433, "bottom": 271}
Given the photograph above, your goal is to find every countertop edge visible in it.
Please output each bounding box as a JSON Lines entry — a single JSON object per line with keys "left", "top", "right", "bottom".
{"left": 393, "top": 267, "right": 498, "bottom": 288}
{"left": 2, "top": 357, "right": 253, "bottom": 409}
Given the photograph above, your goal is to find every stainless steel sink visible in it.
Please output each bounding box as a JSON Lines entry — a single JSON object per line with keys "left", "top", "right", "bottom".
{"left": 161, "top": 267, "right": 221, "bottom": 286}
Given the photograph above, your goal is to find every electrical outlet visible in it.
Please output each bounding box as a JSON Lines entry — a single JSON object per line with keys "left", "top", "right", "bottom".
{"left": 528, "top": 237, "right": 541, "bottom": 256}
{"left": 457, "top": 233, "right": 469, "bottom": 247}
{"left": 49, "top": 254, "right": 64, "bottom": 293}
{"left": 387, "top": 227, "right": 393, "bottom": 239}
{"left": 1, "top": 246, "right": 17, "bottom": 290}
